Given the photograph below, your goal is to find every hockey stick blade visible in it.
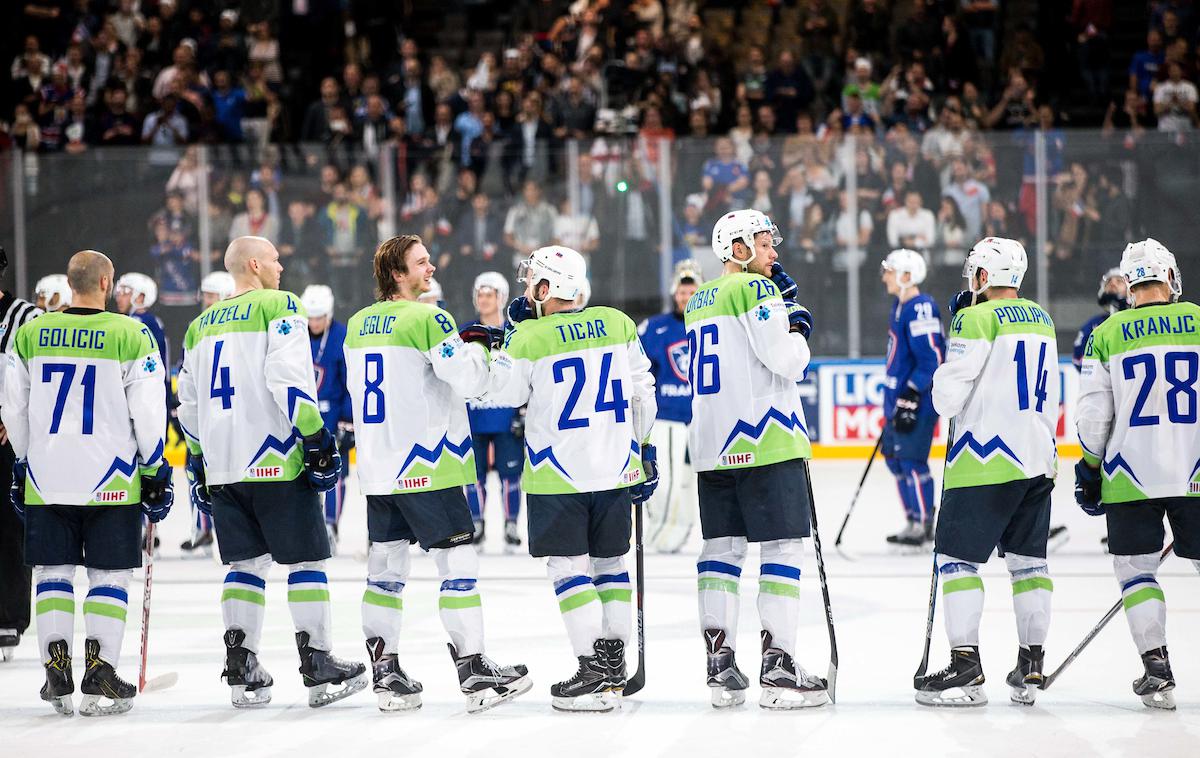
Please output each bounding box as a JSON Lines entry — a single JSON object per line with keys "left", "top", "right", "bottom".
{"left": 141, "top": 672, "right": 179, "bottom": 693}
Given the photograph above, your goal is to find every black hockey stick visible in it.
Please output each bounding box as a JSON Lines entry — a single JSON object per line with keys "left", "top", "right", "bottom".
{"left": 834, "top": 436, "right": 882, "bottom": 558}
{"left": 1042, "top": 542, "right": 1175, "bottom": 690}
{"left": 803, "top": 459, "right": 838, "bottom": 703}
{"left": 623, "top": 498, "right": 647, "bottom": 696}
{"left": 913, "top": 422, "right": 953, "bottom": 685}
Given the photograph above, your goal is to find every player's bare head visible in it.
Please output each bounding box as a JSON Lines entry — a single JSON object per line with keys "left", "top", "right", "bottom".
{"left": 225, "top": 236, "right": 281, "bottom": 290}
{"left": 375, "top": 234, "right": 433, "bottom": 301}
{"left": 66, "top": 250, "right": 114, "bottom": 301}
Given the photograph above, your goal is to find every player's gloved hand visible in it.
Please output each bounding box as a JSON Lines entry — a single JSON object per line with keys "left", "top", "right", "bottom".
{"left": 186, "top": 452, "right": 212, "bottom": 515}
{"left": 630, "top": 444, "right": 659, "bottom": 505}
{"left": 336, "top": 420, "right": 355, "bottom": 453}
{"left": 894, "top": 386, "right": 921, "bottom": 433}
{"left": 784, "top": 300, "right": 813, "bottom": 338}
{"left": 948, "top": 290, "right": 975, "bottom": 319}
{"left": 510, "top": 407, "right": 526, "bottom": 439}
{"left": 302, "top": 427, "right": 341, "bottom": 493}
{"left": 1074, "top": 460, "right": 1103, "bottom": 516}
{"left": 10, "top": 458, "right": 27, "bottom": 521}
{"left": 769, "top": 262, "right": 798, "bottom": 299}
{"left": 458, "top": 323, "right": 504, "bottom": 349}
{"left": 506, "top": 296, "right": 533, "bottom": 324}
{"left": 140, "top": 463, "right": 174, "bottom": 523}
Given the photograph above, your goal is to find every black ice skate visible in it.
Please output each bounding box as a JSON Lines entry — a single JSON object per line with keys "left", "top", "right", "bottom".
{"left": 1006, "top": 645, "right": 1044, "bottom": 705}
{"left": 179, "top": 529, "right": 214, "bottom": 559}
{"left": 449, "top": 642, "right": 532, "bottom": 713}
{"left": 221, "top": 628, "right": 274, "bottom": 708}
{"left": 887, "top": 521, "right": 929, "bottom": 551}
{"left": 550, "top": 640, "right": 617, "bottom": 712}
{"left": 79, "top": 638, "right": 135, "bottom": 716}
{"left": 1133, "top": 647, "right": 1175, "bottom": 711}
{"left": 503, "top": 519, "right": 522, "bottom": 552}
{"left": 40, "top": 638, "right": 74, "bottom": 716}
{"left": 915, "top": 646, "right": 987, "bottom": 707}
{"left": 472, "top": 520, "right": 485, "bottom": 546}
{"left": 1047, "top": 525, "right": 1070, "bottom": 553}
{"left": 366, "top": 637, "right": 422, "bottom": 712}
{"left": 599, "top": 638, "right": 627, "bottom": 693}
{"left": 704, "top": 628, "right": 749, "bottom": 708}
{"left": 296, "top": 631, "right": 368, "bottom": 707}
{"left": 758, "top": 630, "right": 829, "bottom": 709}
{"left": 0, "top": 628, "right": 18, "bottom": 663}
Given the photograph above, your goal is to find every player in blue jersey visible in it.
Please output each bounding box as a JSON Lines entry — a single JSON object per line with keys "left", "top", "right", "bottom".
{"left": 879, "top": 250, "right": 945, "bottom": 548}
{"left": 1073, "top": 268, "right": 1128, "bottom": 371}
{"left": 302, "top": 285, "right": 353, "bottom": 554}
{"left": 464, "top": 272, "right": 524, "bottom": 550}
{"left": 636, "top": 260, "right": 703, "bottom": 553}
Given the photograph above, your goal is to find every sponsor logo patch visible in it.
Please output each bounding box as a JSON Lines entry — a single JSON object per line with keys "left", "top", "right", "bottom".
{"left": 398, "top": 475, "right": 431, "bottom": 490}
{"left": 719, "top": 452, "right": 755, "bottom": 467}
{"left": 95, "top": 490, "right": 128, "bottom": 502}
{"left": 250, "top": 466, "right": 282, "bottom": 478}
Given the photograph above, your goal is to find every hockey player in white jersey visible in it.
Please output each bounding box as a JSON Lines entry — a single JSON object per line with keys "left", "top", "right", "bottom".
{"left": 344, "top": 235, "right": 530, "bottom": 713}
{"left": 178, "top": 237, "right": 367, "bottom": 709}
{"left": 1076, "top": 238, "right": 1200, "bottom": 710}
{"left": 920, "top": 237, "right": 1060, "bottom": 707}
{"left": 482, "top": 245, "right": 658, "bottom": 712}
{"left": 684, "top": 210, "right": 828, "bottom": 710}
{"left": 5, "top": 251, "right": 173, "bottom": 716}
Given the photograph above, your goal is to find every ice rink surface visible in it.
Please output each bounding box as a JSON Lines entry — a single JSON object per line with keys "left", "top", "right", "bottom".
{"left": 1, "top": 459, "right": 1197, "bottom": 758}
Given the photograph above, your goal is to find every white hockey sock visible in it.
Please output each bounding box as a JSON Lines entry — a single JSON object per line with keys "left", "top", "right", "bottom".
{"left": 548, "top": 555, "right": 603, "bottom": 657}
{"left": 83, "top": 568, "right": 131, "bottom": 668}
{"left": 435, "top": 544, "right": 484, "bottom": 656}
{"left": 758, "top": 539, "right": 803, "bottom": 656}
{"left": 697, "top": 536, "right": 747, "bottom": 648}
{"left": 1006, "top": 553, "right": 1052, "bottom": 647}
{"left": 362, "top": 540, "right": 409, "bottom": 654}
{"left": 287, "top": 562, "right": 332, "bottom": 651}
{"left": 939, "top": 555, "right": 983, "bottom": 648}
{"left": 222, "top": 556, "right": 270, "bottom": 653}
{"left": 591, "top": 555, "right": 632, "bottom": 643}
{"left": 1115, "top": 553, "right": 1167, "bottom": 653}
{"left": 34, "top": 565, "right": 75, "bottom": 663}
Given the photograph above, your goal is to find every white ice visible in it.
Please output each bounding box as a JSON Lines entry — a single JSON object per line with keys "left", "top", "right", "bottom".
{"left": 1, "top": 460, "right": 1197, "bottom": 758}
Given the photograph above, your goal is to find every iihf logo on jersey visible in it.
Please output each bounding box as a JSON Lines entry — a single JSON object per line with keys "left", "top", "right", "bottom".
{"left": 756, "top": 305, "right": 770, "bottom": 321}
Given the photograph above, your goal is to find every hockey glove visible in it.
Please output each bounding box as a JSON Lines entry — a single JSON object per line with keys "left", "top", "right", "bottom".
{"left": 10, "top": 458, "right": 27, "bottom": 521}
{"left": 458, "top": 323, "right": 504, "bottom": 350}
{"left": 506, "top": 296, "right": 534, "bottom": 324}
{"left": 186, "top": 453, "right": 212, "bottom": 515}
{"left": 769, "top": 262, "right": 798, "bottom": 299}
{"left": 140, "top": 463, "right": 174, "bottom": 523}
{"left": 302, "top": 427, "right": 342, "bottom": 493}
{"left": 510, "top": 406, "right": 526, "bottom": 439}
{"left": 893, "top": 386, "right": 921, "bottom": 434}
{"left": 631, "top": 444, "right": 659, "bottom": 506}
{"left": 784, "top": 300, "right": 813, "bottom": 338}
{"left": 1074, "top": 460, "right": 1104, "bottom": 516}
{"left": 948, "top": 290, "right": 975, "bottom": 319}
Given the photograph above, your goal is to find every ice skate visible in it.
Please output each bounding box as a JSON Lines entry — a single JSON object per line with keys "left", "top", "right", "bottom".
{"left": 179, "top": 529, "right": 214, "bottom": 559}
{"left": 758, "top": 631, "right": 829, "bottom": 709}
{"left": 40, "top": 639, "right": 74, "bottom": 716}
{"left": 1133, "top": 647, "right": 1176, "bottom": 711}
{"left": 503, "top": 519, "right": 522, "bottom": 552}
{"left": 599, "top": 638, "right": 627, "bottom": 693}
{"left": 705, "top": 628, "right": 749, "bottom": 708}
{"left": 221, "top": 628, "right": 274, "bottom": 707}
{"left": 449, "top": 643, "right": 531, "bottom": 713}
{"left": 887, "top": 521, "right": 929, "bottom": 552}
{"left": 79, "top": 638, "right": 134, "bottom": 716}
{"left": 1006, "top": 645, "right": 1044, "bottom": 705}
{"left": 471, "top": 519, "right": 485, "bottom": 547}
{"left": 296, "top": 631, "right": 368, "bottom": 707}
{"left": 550, "top": 641, "right": 617, "bottom": 712}
{"left": 1047, "top": 525, "right": 1070, "bottom": 553}
{"left": 0, "top": 628, "right": 18, "bottom": 662}
{"left": 366, "top": 637, "right": 422, "bottom": 712}
{"left": 915, "top": 646, "right": 987, "bottom": 707}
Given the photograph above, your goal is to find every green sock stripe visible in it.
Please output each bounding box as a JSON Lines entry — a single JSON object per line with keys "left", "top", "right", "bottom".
{"left": 287, "top": 589, "right": 330, "bottom": 603}
{"left": 942, "top": 576, "right": 984, "bottom": 594}
{"left": 1011, "top": 577, "right": 1054, "bottom": 595}
{"left": 558, "top": 589, "right": 600, "bottom": 613}
{"left": 439, "top": 594, "right": 482, "bottom": 610}
{"left": 697, "top": 577, "right": 739, "bottom": 594}
{"left": 36, "top": 598, "right": 75, "bottom": 615}
{"left": 221, "top": 588, "right": 266, "bottom": 606}
{"left": 598, "top": 588, "right": 633, "bottom": 604}
{"left": 82, "top": 601, "right": 127, "bottom": 622}
{"left": 1123, "top": 586, "right": 1165, "bottom": 610}
{"left": 363, "top": 590, "right": 403, "bottom": 610}
{"left": 759, "top": 580, "right": 801, "bottom": 598}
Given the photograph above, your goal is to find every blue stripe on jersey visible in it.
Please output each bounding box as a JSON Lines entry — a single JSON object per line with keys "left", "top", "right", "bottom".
{"left": 37, "top": 581, "right": 73, "bottom": 594}
{"left": 288, "top": 571, "right": 327, "bottom": 585}
{"left": 594, "top": 573, "right": 630, "bottom": 586}
{"left": 760, "top": 563, "right": 801, "bottom": 580}
{"left": 554, "top": 575, "right": 593, "bottom": 595}
{"left": 226, "top": 571, "right": 267, "bottom": 589}
{"left": 697, "top": 560, "right": 742, "bottom": 577}
{"left": 86, "top": 586, "right": 129, "bottom": 602}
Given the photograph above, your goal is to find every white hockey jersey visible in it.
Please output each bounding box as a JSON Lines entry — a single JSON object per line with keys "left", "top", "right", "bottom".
{"left": 482, "top": 306, "right": 656, "bottom": 495}
{"left": 344, "top": 299, "right": 484, "bottom": 495}
{"left": 682, "top": 272, "right": 812, "bottom": 472}
{"left": 1077, "top": 302, "right": 1200, "bottom": 503}
{"left": 933, "top": 298, "right": 1060, "bottom": 490}
{"left": 3, "top": 309, "right": 166, "bottom": 505}
{"left": 177, "top": 288, "right": 324, "bottom": 485}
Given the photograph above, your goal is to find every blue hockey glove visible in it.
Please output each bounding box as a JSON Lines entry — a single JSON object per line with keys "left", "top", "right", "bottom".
{"left": 631, "top": 444, "right": 659, "bottom": 505}
{"left": 894, "top": 386, "right": 921, "bottom": 434}
{"left": 948, "top": 290, "right": 975, "bottom": 319}
{"left": 506, "top": 296, "right": 533, "bottom": 324}
{"left": 458, "top": 323, "right": 505, "bottom": 349}
{"left": 769, "top": 262, "right": 798, "bottom": 299}
{"left": 784, "top": 300, "right": 813, "bottom": 338}
{"left": 140, "top": 463, "right": 174, "bottom": 523}
{"left": 302, "top": 428, "right": 341, "bottom": 493}
{"left": 186, "top": 453, "right": 212, "bottom": 515}
{"left": 10, "top": 458, "right": 26, "bottom": 521}
{"left": 1074, "top": 460, "right": 1103, "bottom": 516}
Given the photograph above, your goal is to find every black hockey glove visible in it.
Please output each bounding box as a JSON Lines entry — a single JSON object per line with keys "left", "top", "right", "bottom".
{"left": 769, "top": 262, "right": 798, "bottom": 299}
{"left": 140, "top": 463, "right": 175, "bottom": 523}
{"left": 302, "top": 428, "right": 342, "bottom": 493}
{"left": 1074, "top": 460, "right": 1103, "bottom": 516}
{"left": 784, "top": 300, "right": 813, "bottom": 338}
{"left": 631, "top": 444, "right": 659, "bottom": 505}
{"left": 186, "top": 452, "right": 212, "bottom": 515}
{"left": 948, "top": 290, "right": 975, "bottom": 319}
{"left": 506, "top": 296, "right": 534, "bottom": 324}
{"left": 458, "top": 323, "right": 504, "bottom": 350}
{"left": 510, "top": 407, "right": 526, "bottom": 439}
{"left": 10, "top": 458, "right": 27, "bottom": 521}
{"left": 893, "top": 386, "right": 921, "bottom": 434}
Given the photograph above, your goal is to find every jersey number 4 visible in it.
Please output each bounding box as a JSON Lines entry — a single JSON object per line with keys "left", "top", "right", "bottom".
{"left": 552, "top": 352, "right": 628, "bottom": 430}
{"left": 1013, "top": 341, "right": 1049, "bottom": 412}
{"left": 210, "top": 340, "right": 235, "bottom": 409}
{"left": 43, "top": 363, "right": 96, "bottom": 434}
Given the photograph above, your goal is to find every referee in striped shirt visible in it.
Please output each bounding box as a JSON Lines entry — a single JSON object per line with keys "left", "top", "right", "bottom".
{"left": 0, "top": 246, "right": 43, "bottom": 658}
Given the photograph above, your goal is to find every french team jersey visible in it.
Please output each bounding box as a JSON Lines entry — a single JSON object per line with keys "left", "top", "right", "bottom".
{"left": 130, "top": 308, "right": 172, "bottom": 412}
{"left": 637, "top": 311, "right": 692, "bottom": 423}
{"left": 311, "top": 319, "right": 352, "bottom": 430}
{"left": 1072, "top": 313, "right": 1107, "bottom": 370}
{"left": 884, "top": 294, "right": 945, "bottom": 418}
{"left": 463, "top": 319, "right": 518, "bottom": 435}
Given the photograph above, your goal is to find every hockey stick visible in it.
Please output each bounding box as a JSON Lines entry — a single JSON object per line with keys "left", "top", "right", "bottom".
{"left": 623, "top": 497, "right": 647, "bottom": 696}
{"left": 803, "top": 459, "right": 838, "bottom": 703}
{"left": 834, "top": 436, "right": 882, "bottom": 558}
{"left": 138, "top": 522, "right": 177, "bottom": 693}
{"left": 913, "top": 421, "right": 953, "bottom": 684}
{"left": 1042, "top": 542, "right": 1175, "bottom": 690}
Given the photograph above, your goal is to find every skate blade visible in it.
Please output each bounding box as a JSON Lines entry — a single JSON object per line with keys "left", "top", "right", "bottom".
{"left": 915, "top": 685, "right": 988, "bottom": 707}
{"left": 43, "top": 694, "right": 74, "bottom": 716}
{"left": 709, "top": 686, "right": 746, "bottom": 708}
{"left": 1140, "top": 689, "right": 1176, "bottom": 711}
{"left": 376, "top": 690, "right": 422, "bottom": 712}
{"left": 1, "top": 647, "right": 14, "bottom": 663}
{"left": 1047, "top": 532, "right": 1071, "bottom": 554}
{"left": 1009, "top": 684, "right": 1037, "bottom": 705}
{"left": 466, "top": 674, "right": 533, "bottom": 713}
{"left": 888, "top": 543, "right": 930, "bottom": 556}
{"left": 308, "top": 671, "right": 368, "bottom": 708}
{"left": 230, "top": 684, "right": 273, "bottom": 708}
{"left": 551, "top": 691, "right": 618, "bottom": 713}
{"left": 759, "top": 686, "right": 830, "bottom": 709}
{"left": 79, "top": 694, "right": 133, "bottom": 717}
{"left": 179, "top": 547, "right": 214, "bottom": 560}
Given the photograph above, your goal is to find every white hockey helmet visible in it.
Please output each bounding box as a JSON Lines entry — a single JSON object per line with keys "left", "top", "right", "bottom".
{"left": 672, "top": 259, "right": 704, "bottom": 292}
{"left": 518, "top": 245, "right": 587, "bottom": 315}
{"left": 34, "top": 274, "right": 72, "bottom": 310}
{"left": 115, "top": 272, "right": 158, "bottom": 310}
{"left": 711, "top": 209, "right": 781, "bottom": 269}
{"left": 472, "top": 271, "right": 510, "bottom": 309}
{"left": 1120, "top": 238, "right": 1182, "bottom": 304}
{"left": 199, "top": 270, "right": 235, "bottom": 300}
{"left": 575, "top": 276, "right": 592, "bottom": 308}
{"left": 301, "top": 284, "right": 335, "bottom": 319}
{"left": 881, "top": 248, "right": 927, "bottom": 288}
{"left": 963, "top": 237, "right": 1027, "bottom": 294}
{"left": 418, "top": 276, "right": 445, "bottom": 305}
{"left": 1097, "top": 266, "right": 1128, "bottom": 312}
